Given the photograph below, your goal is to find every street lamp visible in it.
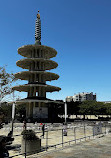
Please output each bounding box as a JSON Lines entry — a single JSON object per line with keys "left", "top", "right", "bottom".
{"left": 64, "top": 99, "right": 67, "bottom": 124}
{"left": 0, "top": 79, "right": 3, "bottom": 107}
{"left": 11, "top": 90, "right": 15, "bottom": 136}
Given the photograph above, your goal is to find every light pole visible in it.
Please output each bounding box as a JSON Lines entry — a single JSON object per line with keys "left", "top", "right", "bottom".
{"left": 0, "top": 79, "right": 5, "bottom": 107}
{"left": 0, "top": 80, "right": 3, "bottom": 107}
{"left": 11, "top": 90, "right": 15, "bottom": 136}
{"left": 64, "top": 100, "right": 67, "bottom": 124}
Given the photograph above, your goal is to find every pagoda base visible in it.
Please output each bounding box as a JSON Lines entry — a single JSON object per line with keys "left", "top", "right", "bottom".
{"left": 9, "top": 98, "right": 64, "bottom": 122}
{"left": 33, "top": 106, "right": 48, "bottom": 119}
{"left": 26, "top": 102, "right": 48, "bottom": 119}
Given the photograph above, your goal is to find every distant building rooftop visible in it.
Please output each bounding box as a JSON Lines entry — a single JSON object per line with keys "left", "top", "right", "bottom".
{"left": 66, "top": 92, "right": 96, "bottom": 102}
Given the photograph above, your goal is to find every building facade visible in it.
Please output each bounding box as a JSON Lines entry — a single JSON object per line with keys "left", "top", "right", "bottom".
{"left": 66, "top": 92, "right": 96, "bottom": 102}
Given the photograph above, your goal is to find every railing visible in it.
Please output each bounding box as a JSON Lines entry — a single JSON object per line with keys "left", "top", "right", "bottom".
{"left": 1, "top": 123, "right": 110, "bottom": 158}
{"left": 10, "top": 131, "right": 107, "bottom": 158}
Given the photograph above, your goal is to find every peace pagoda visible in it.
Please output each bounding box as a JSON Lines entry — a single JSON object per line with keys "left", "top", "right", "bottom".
{"left": 12, "top": 11, "right": 61, "bottom": 121}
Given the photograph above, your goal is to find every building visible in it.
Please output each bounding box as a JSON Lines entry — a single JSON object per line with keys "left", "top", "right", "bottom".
{"left": 12, "top": 11, "right": 61, "bottom": 121}
{"left": 66, "top": 92, "right": 96, "bottom": 102}
{"left": 100, "top": 101, "right": 111, "bottom": 104}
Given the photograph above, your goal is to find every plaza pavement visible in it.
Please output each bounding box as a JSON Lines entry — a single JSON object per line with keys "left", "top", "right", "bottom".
{"left": 38, "top": 133, "right": 111, "bottom": 158}
{"left": 0, "top": 120, "right": 110, "bottom": 157}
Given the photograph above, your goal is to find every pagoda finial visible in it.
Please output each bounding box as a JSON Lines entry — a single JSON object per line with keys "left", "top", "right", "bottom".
{"left": 37, "top": 10, "right": 40, "bottom": 19}
{"left": 35, "top": 11, "right": 41, "bottom": 45}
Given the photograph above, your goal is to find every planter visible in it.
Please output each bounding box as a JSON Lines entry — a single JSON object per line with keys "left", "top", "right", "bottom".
{"left": 21, "top": 138, "right": 41, "bottom": 155}
{"left": 21, "top": 130, "right": 41, "bottom": 155}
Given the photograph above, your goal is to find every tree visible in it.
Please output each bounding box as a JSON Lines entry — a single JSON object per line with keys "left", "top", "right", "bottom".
{"left": 0, "top": 66, "right": 15, "bottom": 103}
{"left": 0, "top": 102, "right": 12, "bottom": 122}
{"left": 79, "top": 101, "right": 99, "bottom": 119}
{"left": 79, "top": 100, "right": 110, "bottom": 119}
{"left": 105, "top": 103, "right": 111, "bottom": 116}
{"left": 15, "top": 104, "right": 26, "bottom": 122}
{"left": 67, "top": 101, "right": 80, "bottom": 117}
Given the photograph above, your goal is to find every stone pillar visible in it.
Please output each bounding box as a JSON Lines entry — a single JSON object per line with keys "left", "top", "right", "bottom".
{"left": 26, "top": 103, "right": 29, "bottom": 118}
{"left": 43, "top": 63, "right": 45, "bottom": 70}
{"left": 29, "top": 64, "right": 31, "bottom": 71}
{"left": 39, "top": 62, "right": 41, "bottom": 70}
{"left": 43, "top": 89, "right": 46, "bottom": 97}
{"left": 38, "top": 87, "right": 41, "bottom": 97}
{"left": 38, "top": 102, "right": 42, "bottom": 108}
{"left": 34, "top": 61, "right": 36, "bottom": 70}
{"left": 33, "top": 87, "right": 36, "bottom": 97}
{"left": 27, "top": 102, "right": 33, "bottom": 118}
{"left": 39, "top": 74, "right": 41, "bottom": 82}
{"left": 26, "top": 103, "right": 33, "bottom": 118}
{"left": 29, "top": 75, "right": 31, "bottom": 83}
{"left": 30, "top": 103, "right": 33, "bottom": 117}
{"left": 29, "top": 102, "right": 31, "bottom": 116}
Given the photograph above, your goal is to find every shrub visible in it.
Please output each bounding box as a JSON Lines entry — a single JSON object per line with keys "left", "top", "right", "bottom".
{"left": 21, "top": 130, "right": 39, "bottom": 140}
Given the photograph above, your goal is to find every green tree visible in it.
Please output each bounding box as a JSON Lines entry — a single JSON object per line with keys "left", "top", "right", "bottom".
{"left": 79, "top": 101, "right": 99, "bottom": 119}
{"left": 0, "top": 102, "right": 12, "bottom": 122}
{"left": 105, "top": 103, "right": 111, "bottom": 116}
{"left": 0, "top": 66, "right": 15, "bottom": 103}
{"left": 67, "top": 101, "right": 80, "bottom": 117}
{"left": 79, "top": 101, "right": 109, "bottom": 118}
{"left": 15, "top": 104, "right": 26, "bottom": 122}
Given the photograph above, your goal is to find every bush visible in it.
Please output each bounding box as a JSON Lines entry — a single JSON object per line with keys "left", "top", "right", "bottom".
{"left": 21, "top": 130, "right": 39, "bottom": 140}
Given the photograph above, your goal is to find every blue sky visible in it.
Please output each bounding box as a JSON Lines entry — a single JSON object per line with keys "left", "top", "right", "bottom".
{"left": 0, "top": 0, "right": 111, "bottom": 101}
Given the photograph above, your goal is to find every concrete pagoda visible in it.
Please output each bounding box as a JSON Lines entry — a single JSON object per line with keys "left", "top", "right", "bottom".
{"left": 13, "top": 11, "right": 61, "bottom": 120}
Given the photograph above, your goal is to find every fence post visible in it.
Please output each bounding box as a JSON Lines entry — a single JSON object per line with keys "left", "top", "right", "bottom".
{"left": 84, "top": 122, "right": 86, "bottom": 141}
{"left": 74, "top": 127, "right": 76, "bottom": 144}
{"left": 25, "top": 132, "right": 26, "bottom": 158}
{"left": 62, "top": 129, "right": 63, "bottom": 147}
{"left": 105, "top": 124, "right": 106, "bottom": 134}
{"left": 93, "top": 124, "right": 95, "bottom": 138}
{"left": 93, "top": 130, "right": 94, "bottom": 138}
{"left": 46, "top": 130, "right": 48, "bottom": 151}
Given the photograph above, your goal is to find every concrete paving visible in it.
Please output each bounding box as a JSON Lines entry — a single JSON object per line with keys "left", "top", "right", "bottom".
{"left": 37, "top": 133, "right": 111, "bottom": 158}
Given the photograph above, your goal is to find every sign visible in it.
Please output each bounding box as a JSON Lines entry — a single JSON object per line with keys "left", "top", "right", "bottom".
{"left": 93, "top": 123, "right": 102, "bottom": 136}
{"left": 33, "top": 107, "right": 48, "bottom": 118}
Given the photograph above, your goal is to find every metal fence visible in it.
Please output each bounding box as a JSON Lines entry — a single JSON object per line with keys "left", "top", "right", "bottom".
{"left": 1, "top": 121, "right": 110, "bottom": 158}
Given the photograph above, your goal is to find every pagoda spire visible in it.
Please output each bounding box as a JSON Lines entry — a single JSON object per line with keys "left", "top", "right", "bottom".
{"left": 35, "top": 10, "right": 41, "bottom": 45}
